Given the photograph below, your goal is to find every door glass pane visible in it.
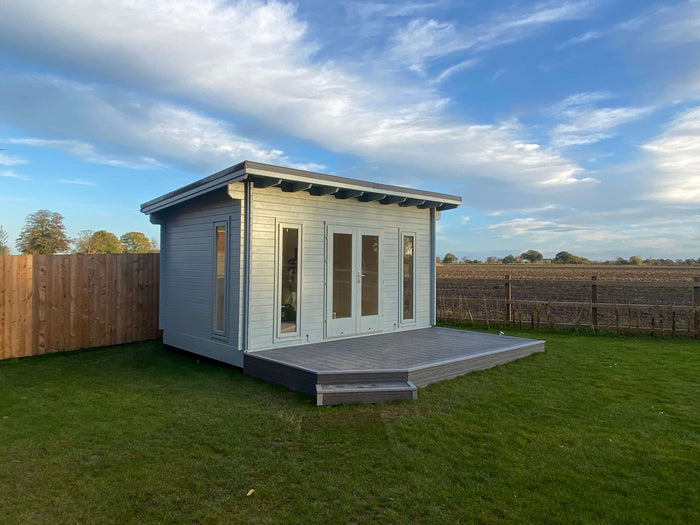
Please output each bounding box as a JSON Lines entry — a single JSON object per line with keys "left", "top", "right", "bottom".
{"left": 403, "top": 235, "right": 414, "bottom": 320}
{"left": 280, "top": 227, "right": 298, "bottom": 334}
{"left": 332, "top": 233, "right": 352, "bottom": 319}
{"left": 214, "top": 225, "right": 226, "bottom": 332}
{"left": 361, "top": 235, "right": 379, "bottom": 316}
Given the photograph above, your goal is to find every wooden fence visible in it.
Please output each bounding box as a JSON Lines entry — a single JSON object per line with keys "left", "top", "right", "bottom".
{"left": 437, "top": 274, "right": 700, "bottom": 336}
{"left": 1, "top": 254, "right": 160, "bottom": 360}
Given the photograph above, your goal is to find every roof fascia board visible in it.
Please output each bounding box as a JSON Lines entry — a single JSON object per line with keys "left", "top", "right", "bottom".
{"left": 140, "top": 165, "right": 247, "bottom": 214}
{"left": 244, "top": 165, "right": 461, "bottom": 205}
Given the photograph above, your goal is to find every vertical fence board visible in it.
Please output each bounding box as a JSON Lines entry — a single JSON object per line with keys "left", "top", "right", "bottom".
{"left": 0, "top": 254, "right": 160, "bottom": 360}
{"left": 0, "top": 256, "right": 5, "bottom": 359}
{"left": 35, "top": 255, "right": 47, "bottom": 355}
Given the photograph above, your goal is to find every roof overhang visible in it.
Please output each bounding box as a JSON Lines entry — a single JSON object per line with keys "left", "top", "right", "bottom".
{"left": 140, "top": 160, "right": 462, "bottom": 215}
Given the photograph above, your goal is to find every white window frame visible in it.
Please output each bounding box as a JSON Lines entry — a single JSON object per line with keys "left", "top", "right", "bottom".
{"left": 212, "top": 220, "right": 229, "bottom": 339}
{"left": 275, "top": 221, "right": 303, "bottom": 341}
{"left": 399, "top": 230, "right": 417, "bottom": 326}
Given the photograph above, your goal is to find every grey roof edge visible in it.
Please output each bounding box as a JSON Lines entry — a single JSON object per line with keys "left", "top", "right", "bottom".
{"left": 140, "top": 162, "right": 247, "bottom": 215}
{"left": 140, "top": 160, "right": 462, "bottom": 215}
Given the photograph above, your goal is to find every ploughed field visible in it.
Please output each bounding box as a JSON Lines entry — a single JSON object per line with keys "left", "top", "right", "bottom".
{"left": 436, "top": 265, "right": 700, "bottom": 334}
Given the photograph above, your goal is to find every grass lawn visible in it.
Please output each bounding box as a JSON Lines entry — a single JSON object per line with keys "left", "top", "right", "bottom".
{"left": 1, "top": 329, "right": 698, "bottom": 524}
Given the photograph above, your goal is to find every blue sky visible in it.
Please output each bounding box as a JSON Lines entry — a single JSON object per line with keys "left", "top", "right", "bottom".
{"left": 0, "top": 0, "right": 698, "bottom": 259}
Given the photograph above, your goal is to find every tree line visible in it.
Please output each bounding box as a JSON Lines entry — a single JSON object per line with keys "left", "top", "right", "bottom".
{"left": 439, "top": 250, "right": 700, "bottom": 266}
{"left": 0, "top": 209, "right": 157, "bottom": 255}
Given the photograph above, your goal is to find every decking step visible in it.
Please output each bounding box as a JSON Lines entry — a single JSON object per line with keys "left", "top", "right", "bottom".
{"left": 315, "top": 381, "right": 417, "bottom": 406}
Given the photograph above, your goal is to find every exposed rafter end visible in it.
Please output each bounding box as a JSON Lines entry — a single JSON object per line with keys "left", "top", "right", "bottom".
{"left": 335, "top": 189, "right": 364, "bottom": 199}
{"left": 379, "top": 195, "right": 406, "bottom": 205}
{"left": 308, "top": 185, "right": 339, "bottom": 196}
{"left": 418, "top": 201, "right": 440, "bottom": 209}
{"left": 437, "top": 203, "right": 459, "bottom": 211}
{"left": 399, "top": 198, "right": 425, "bottom": 207}
{"left": 251, "top": 176, "right": 282, "bottom": 188}
{"left": 358, "top": 193, "right": 386, "bottom": 202}
{"left": 281, "top": 181, "right": 313, "bottom": 193}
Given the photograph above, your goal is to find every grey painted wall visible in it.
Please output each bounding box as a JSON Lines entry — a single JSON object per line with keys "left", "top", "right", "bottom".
{"left": 159, "top": 188, "right": 243, "bottom": 366}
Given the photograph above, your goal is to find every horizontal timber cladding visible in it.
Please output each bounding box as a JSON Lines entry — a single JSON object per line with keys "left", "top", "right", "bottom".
{"left": 245, "top": 183, "right": 432, "bottom": 352}
{"left": 159, "top": 188, "right": 242, "bottom": 360}
{"left": 0, "top": 254, "right": 160, "bottom": 360}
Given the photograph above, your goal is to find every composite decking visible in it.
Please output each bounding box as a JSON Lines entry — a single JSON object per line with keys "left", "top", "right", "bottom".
{"left": 243, "top": 327, "right": 544, "bottom": 405}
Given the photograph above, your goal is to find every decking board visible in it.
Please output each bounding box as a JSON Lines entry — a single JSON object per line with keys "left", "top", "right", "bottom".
{"left": 243, "top": 327, "right": 544, "bottom": 405}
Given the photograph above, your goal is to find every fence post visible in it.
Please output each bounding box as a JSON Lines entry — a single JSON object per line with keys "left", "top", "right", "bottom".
{"left": 504, "top": 274, "right": 512, "bottom": 327}
{"left": 591, "top": 275, "right": 598, "bottom": 331}
{"left": 694, "top": 276, "right": 699, "bottom": 337}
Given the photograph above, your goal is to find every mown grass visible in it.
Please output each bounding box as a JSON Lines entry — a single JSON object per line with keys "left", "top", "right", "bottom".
{"left": 1, "top": 329, "right": 698, "bottom": 524}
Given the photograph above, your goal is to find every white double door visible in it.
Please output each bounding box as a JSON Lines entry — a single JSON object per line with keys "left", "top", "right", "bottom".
{"left": 327, "top": 225, "right": 381, "bottom": 337}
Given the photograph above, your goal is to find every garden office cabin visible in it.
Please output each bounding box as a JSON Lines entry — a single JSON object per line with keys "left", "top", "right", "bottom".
{"left": 142, "top": 160, "right": 460, "bottom": 362}
{"left": 142, "top": 161, "right": 543, "bottom": 405}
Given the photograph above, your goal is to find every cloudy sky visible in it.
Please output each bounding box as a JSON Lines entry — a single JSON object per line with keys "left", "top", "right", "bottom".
{"left": 0, "top": 0, "right": 698, "bottom": 259}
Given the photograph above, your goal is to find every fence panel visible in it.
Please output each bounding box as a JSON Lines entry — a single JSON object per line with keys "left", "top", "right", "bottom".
{"left": 0, "top": 253, "right": 160, "bottom": 360}
{"left": 437, "top": 273, "right": 700, "bottom": 336}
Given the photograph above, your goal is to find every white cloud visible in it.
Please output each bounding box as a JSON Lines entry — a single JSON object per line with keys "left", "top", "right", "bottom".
{"left": 461, "top": 216, "right": 470, "bottom": 224}
{"left": 1, "top": 169, "right": 30, "bottom": 181}
{"left": 345, "top": 1, "right": 440, "bottom": 21}
{"left": 556, "top": 30, "right": 603, "bottom": 49}
{"left": 0, "top": 152, "right": 26, "bottom": 166}
{"left": 553, "top": 91, "right": 613, "bottom": 112}
{"left": 11, "top": 138, "right": 162, "bottom": 170}
{"left": 58, "top": 178, "right": 96, "bottom": 186}
{"left": 486, "top": 217, "right": 554, "bottom": 237}
{"left": 0, "top": 2, "right": 590, "bottom": 189}
{"left": 642, "top": 105, "right": 700, "bottom": 203}
{"left": 1, "top": 74, "right": 302, "bottom": 172}
{"left": 390, "top": 1, "right": 592, "bottom": 72}
{"left": 653, "top": 1, "right": 700, "bottom": 44}
{"left": 478, "top": 211, "right": 699, "bottom": 257}
{"left": 433, "top": 59, "right": 479, "bottom": 84}
{"left": 550, "top": 92, "right": 655, "bottom": 147}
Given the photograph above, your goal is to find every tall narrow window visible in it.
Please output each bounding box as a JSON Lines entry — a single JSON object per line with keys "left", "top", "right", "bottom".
{"left": 361, "top": 234, "right": 379, "bottom": 316}
{"left": 214, "top": 223, "right": 227, "bottom": 334}
{"left": 333, "top": 233, "right": 353, "bottom": 319}
{"left": 402, "top": 234, "right": 415, "bottom": 321}
{"left": 279, "top": 225, "right": 300, "bottom": 336}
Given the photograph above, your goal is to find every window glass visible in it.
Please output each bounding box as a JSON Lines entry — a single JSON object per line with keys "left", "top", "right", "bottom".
{"left": 332, "top": 233, "right": 353, "bottom": 318}
{"left": 402, "top": 235, "right": 414, "bottom": 320}
{"left": 280, "top": 227, "right": 299, "bottom": 334}
{"left": 361, "top": 235, "right": 379, "bottom": 316}
{"left": 214, "top": 225, "right": 226, "bottom": 333}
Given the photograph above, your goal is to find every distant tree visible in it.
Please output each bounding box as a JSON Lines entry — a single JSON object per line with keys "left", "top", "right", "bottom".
{"left": 521, "top": 249, "right": 543, "bottom": 263}
{"left": 629, "top": 255, "right": 643, "bottom": 266}
{"left": 16, "top": 210, "right": 70, "bottom": 254}
{"left": 486, "top": 256, "right": 501, "bottom": 264}
{"left": 442, "top": 253, "right": 458, "bottom": 264}
{"left": 553, "top": 251, "right": 588, "bottom": 264}
{"left": 120, "top": 231, "right": 152, "bottom": 253}
{"left": 89, "top": 230, "right": 122, "bottom": 253}
{"left": 435, "top": 256, "right": 442, "bottom": 265}
{"left": 73, "top": 230, "right": 95, "bottom": 253}
{"left": 502, "top": 254, "right": 518, "bottom": 264}
{"left": 0, "top": 225, "right": 9, "bottom": 255}
{"left": 149, "top": 236, "right": 159, "bottom": 252}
